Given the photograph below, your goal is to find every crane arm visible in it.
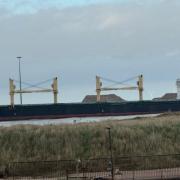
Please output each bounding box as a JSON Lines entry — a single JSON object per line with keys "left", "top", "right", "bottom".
{"left": 14, "top": 89, "right": 52, "bottom": 94}
{"left": 101, "top": 87, "right": 138, "bottom": 91}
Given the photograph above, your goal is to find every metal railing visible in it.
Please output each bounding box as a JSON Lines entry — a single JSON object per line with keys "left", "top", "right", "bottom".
{"left": 3, "top": 154, "right": 180, "bottom": 179}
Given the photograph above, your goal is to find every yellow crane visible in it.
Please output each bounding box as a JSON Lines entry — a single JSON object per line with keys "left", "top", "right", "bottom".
{"left": 9, "top": 77, "right": 58, "bottom": 106}
{"left": 96, "top": 75, "right": 143, "bottom": 102}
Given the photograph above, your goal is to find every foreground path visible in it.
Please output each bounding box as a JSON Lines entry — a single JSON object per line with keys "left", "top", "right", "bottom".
{"left": 114, "top": 167, "right": 180, "bottom": 179}
{"left": 67, "top": 168, "right": 180, "bottom": 179}
{"left": 6, "top": 167, "right": 180, "bottom": 180}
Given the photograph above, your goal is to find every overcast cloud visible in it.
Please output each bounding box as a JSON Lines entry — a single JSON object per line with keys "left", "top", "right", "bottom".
{"left": 0, "top": 0, "right": 180, "bottom": 104}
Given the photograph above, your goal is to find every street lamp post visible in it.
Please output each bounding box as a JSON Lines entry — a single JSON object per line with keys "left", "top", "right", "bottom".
{"left": 17, "top": 56, "right": 22, "bottom": 105}
{"left": 106, "top": 127, "right": 114, "bottom": 180}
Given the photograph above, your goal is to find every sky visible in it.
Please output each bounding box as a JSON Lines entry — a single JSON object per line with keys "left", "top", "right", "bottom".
{"left": 0, "top": 0, "right": 180, "bottom": 105}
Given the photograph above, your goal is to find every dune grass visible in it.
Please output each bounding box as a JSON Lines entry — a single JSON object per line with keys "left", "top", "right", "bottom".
{"left": 0, "top": 113, "right": 180, "bottom": 167}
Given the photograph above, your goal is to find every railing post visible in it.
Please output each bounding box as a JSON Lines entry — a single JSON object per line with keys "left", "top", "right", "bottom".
{"left": 66, "top": 169, "right": 69, "bottom": 180}
{"left": 161, "top": 169, "right": 163, "bottom": 179}
{"left": 106, "top": 127, "right": 114, "bottom": 180}
{"left": 133, "top": 170, "right": 135, "bottom": 180}
{"left": 82, "top": 161, "right": 86, "bottom": 180}
{"left": 12, "top": 163, "right": 15, "bottom": 180}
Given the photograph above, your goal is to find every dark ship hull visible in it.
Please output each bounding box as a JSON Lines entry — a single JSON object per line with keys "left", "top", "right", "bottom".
{"left": 0, "top": 100, "right": 180, "bottom": 122}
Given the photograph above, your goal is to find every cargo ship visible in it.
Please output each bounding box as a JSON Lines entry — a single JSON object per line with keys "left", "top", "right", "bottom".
{"left": 0, "top": 75, "right": 180, "bottom": 122}
{"left": 1, "top": 100, "right": 180, "bottom": 122}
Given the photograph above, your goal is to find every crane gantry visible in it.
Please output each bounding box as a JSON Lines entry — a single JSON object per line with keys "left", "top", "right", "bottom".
{"left": 96, "top": 75, "right": 144, "bottom": 102}
{"left": 9, "top": 77, "right": 58, "bottom": 106}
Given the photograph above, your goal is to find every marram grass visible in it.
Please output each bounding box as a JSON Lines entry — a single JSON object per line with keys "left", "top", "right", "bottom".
{"left": 0, "top": 113, "right": 180, "bottom": 166}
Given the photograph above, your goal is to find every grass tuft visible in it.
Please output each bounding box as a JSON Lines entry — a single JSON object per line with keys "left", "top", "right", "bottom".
{"left": 0, "top": 113, "right": 180, "bottom": 166}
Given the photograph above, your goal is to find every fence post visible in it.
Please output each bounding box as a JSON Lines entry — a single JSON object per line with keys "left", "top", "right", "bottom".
{"left": 66, "top": 169, "right": 69, "bottom": 180}
{"left": 160, "top": 155, "right": 163, "bottom": 180}
{"left": 161, "top": 169, "right": 163, "bottom": 179}
{"left": 106, "top": 127, "right": 114, "bottom": 180}
{"left": 82, "top": 162, "right": 86, "bottom": 180}
{"left": 133, "top": 170, "right": 135, "bottom": 180}
{"left": 12, "top": 163, "right": 15, "bottom": 180}
{"left": 4, "top": 164, "right": 9, "bottom": 179}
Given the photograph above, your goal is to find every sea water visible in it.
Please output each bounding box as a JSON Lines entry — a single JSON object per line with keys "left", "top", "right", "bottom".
{"left": 0, "top": 114, "right": 159, "bottom": 127}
